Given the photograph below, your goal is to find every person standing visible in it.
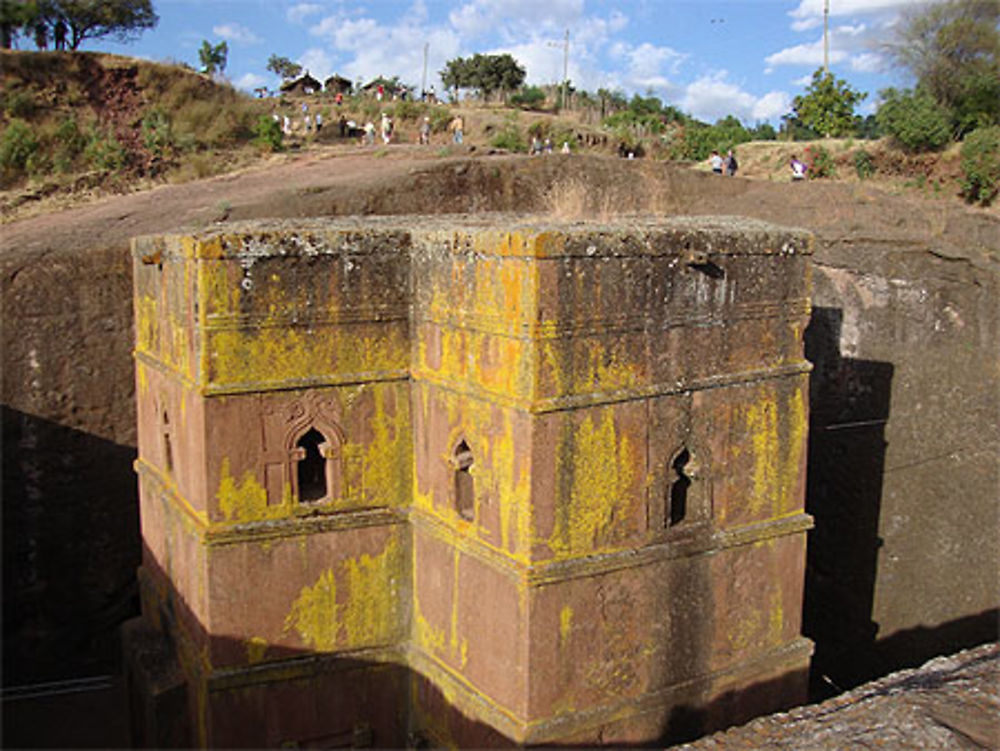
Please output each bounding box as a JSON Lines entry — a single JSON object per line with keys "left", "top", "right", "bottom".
{"left": 709, "top": 150, "right": 724, "bottom": 174}
{"left": 725, "top": 149, "right": 738, "bottom": 176}
{"left": 380, "top": 113, "right": 393, "bottom": 144}
{"left": 419, "top": 117, "right": 431, "bottom": 145}
{"left": 449, "top": 115, "right": 464, "bottom": 144}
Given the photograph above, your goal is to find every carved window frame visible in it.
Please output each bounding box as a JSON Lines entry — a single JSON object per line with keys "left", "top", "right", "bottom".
{"left": 287, "top": 421, "right": 345, "bottom": 505}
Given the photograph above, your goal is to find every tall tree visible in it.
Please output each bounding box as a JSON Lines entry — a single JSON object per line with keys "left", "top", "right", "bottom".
{"left": 38, "top": 0, "right": 157, "bottom": 50}
{"left": 266, "top": 54, "right": 301, "bottom": 81}
{"left": 199, "top": 39, "right": 227, "bottom": 76}
{"left": 790, "top": 68, "right": 867, "bottom": 137}
{"left": 882, "top": 0, "right": 1000, "bottom": 134}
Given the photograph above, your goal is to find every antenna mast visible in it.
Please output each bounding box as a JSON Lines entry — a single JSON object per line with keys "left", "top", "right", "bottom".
{"left": 422, "top": 42, "right": 429, "bottom": 95}
{"left": 823, "top": 0, "right": 830, "bottom": 73}
{"left": 562, "top": 29, "right": 569, "bottom": 110}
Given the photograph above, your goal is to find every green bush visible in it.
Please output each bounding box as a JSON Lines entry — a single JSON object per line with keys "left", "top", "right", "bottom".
{"left": 853, "top": 149, "right": 875, "bottom": 180}
{"left": 142, "top": 108, "right": 174, "bottom": 158}
{"left": 52, "top": 116, "right": 88, "bottom": 173}
{"left": 84, "top": 127, "right": 126, "bottom": 171}
{"left": 960, "top": 126, "right": 1000, "bottom": 205}
{"left": 390, "top": 99, "right": 423, "bottom": 122}
{"left": 489, "top": 117, "right": 526, "bottom": 152}
{"left": 428, "top": 106, "right": 453, "bottom": 134}
{"left": 876, "top": 88, "right": 951, "bottom": 152}
{"left": 2, "top": 90, "right": 38, "bottom": 118}
{"left": 805, "top": 144, "right": 836, "bottom": 178}
{"left": 253, "top": 115, "right": 283, "bottom": 152}
{"left": 0, "top": 119, "right": 40, "bottom": 175}
{"left": 510, "top": 86, "right": 547, "bottom": 110}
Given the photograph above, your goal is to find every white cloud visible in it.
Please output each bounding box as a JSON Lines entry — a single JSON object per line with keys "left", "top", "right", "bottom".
{"left": 297, "top": 48, "right": 336, "bottom": 82}
{"left": 770, "top": 0, "right": 947, "bottom": 83}
{"left": 765, "top": 39, "right": 847, "bottom": 71}
{"left": 449, "top": 0, "right": 585, "bottom": 39}
{"left": 309, "top": 12, "right": 461, "bottom": 89}
{"left": 751, "top": 91, "right": 792, "bottom": 121}
{"left": 850, "top": 52, "right": 885, "bottom": 73}
{"left": 680, "top": 72, "right": 790, "bottom": 123}
{"left": 212, "top": 23, "right": 260, "bottom": 45}
{"left": 235, "top": 72, "right": 267, "bottom": 91}
{"left": 287, "top": 3, "right": 323, "bottom": 25}
{"left": 789, "top": 0, "right": 937, "bottom": 25}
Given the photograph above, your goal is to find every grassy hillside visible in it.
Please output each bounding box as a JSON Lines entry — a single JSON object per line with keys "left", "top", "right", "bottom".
{"left": 1, "top": 51, "right": 991, "bottom": 219}
{"left": 0, "top": 51, "right": 271, "bottom": 193}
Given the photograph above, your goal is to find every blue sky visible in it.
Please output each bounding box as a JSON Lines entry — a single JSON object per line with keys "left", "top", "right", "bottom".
{"left": 90, "top": 0, "right": 937, "bottom": 124}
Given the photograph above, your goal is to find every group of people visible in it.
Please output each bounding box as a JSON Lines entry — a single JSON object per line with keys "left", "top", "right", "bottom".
{"left": 709, "top": 149, "right": 812, "bottom": 181}
{"left": 529, "top": 136, "right": 572, "bottom": 155}
{"left": 273, "top": 102, "right": 324, "bottom": 137}
{"left": 709, "top": 149, "right": 739, "bottom": 176}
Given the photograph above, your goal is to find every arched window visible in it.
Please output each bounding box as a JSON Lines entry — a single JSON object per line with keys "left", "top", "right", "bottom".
{"left": 296, "top": 428, "right": 328, "bottom": 503}
{"left": 453, "top": 439, "right": 475, "bottom": 521}
{"left": 161, "top": 409, "right": 173, "bottom": 475}
{"left": 667, "top": 448, "right": 691, "bottom": 528}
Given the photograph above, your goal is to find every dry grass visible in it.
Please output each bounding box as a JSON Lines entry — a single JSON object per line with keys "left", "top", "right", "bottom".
{"left": 543, "top": 175, "right": 652, "bottom": 221}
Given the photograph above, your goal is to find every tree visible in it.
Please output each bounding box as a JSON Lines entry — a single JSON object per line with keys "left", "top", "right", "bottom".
{"left": 1, "top": 0, "right": 31, "bottom": 48}
{"left": 440, "top": 53, "right": 526, "bottom": 102}
{"left": 883, "top": 0, "right": 1000, "bottom": 133}
{"left": 199, "top": 39, "right": 227, "bottom": 76}
{"left": 790, "top": 68, "right": 867, "bottom": 137}
{"left": 876, "top": 87, "right": 952, "bottom": 151}
{"left": 32, "top": 0, "right": 158, "bottom": 51}
{"left": 266, "top": 54, "right": 301, "bottom": 81}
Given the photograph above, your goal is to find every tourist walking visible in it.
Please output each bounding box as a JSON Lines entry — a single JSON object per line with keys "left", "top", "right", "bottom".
{"left": 709, "top": 150, "right": 723, "bottom": 174}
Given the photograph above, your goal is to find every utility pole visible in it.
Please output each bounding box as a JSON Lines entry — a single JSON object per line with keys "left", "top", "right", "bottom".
{"left": 422, "top": 42, "right": 428, "bottom": 96}
{"left": 548, "top": 30, "right": 570, "bottom": 111}
{"left": 562, "top": 28, "right": 569, "bottom": 111}
{"left": 823, "top": 0, "right": 829, "bottom": 74}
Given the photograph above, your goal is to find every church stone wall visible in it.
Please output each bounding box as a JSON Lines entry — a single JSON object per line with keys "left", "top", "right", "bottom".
{"left": 128, "top": 216, "right": 813, "bottom": 748}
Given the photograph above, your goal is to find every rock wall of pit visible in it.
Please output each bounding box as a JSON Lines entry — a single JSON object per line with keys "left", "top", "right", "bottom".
{"left": 2, "top": 155, "right": 997, "bottom": 692}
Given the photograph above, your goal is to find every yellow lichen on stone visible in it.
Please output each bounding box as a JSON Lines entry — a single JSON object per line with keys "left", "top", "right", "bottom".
{"left": 284, "top": 568, "right": 339, "bottom": 651}
{"left": 490, "top": 412, "right": 531, "bottom": 559}
{"left": 745, "top": 385, "right": 807, "bottom": 519}
{"left": 341, "top": 535, "right": 402, "bottom": 648}
{"left": 136, "top": 361, "right": 149, "bottom": 396}
{"left": 134, "top": 295, "right": 159, "bottom": 355}
{"left": 245, "top": 636, "right": 269, "bottom": 665}
{"left": 284, "top": 534, "right": 403, "bottom": 653}
{"left": 412, "top": 543, "right": 447, "bottom": 656}
{"left": 206, "top": 323, "right": 407, "bottom": 390}
{"left": 747, "top": 394, "right": 779, "bottom": 518}
{"left": 550, "top": 409, "right": 635, "bottom": 558}
{"left": 362, "top": 386, "right": 412, "bottom": 507}
{"left": 559, "top": 606, "right": 573, "bottom": 649}
{"left": 216, "top": 458, "right": 281, "bottom": 523}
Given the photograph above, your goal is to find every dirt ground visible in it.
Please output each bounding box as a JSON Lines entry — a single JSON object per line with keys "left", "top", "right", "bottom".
{"left": 3, "top": 143, "right": 998, "bottom": 268}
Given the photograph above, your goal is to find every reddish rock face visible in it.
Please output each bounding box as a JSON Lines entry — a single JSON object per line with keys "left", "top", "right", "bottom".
{"left": 127, "top": 216, "right": 814, "bottom": 747}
